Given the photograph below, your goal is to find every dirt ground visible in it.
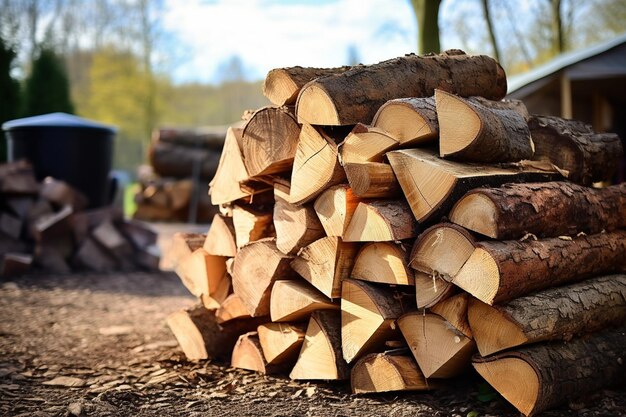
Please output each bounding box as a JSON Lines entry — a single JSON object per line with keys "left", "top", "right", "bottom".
{"left": 1, "top": 272, "right": 624, "bottom": 417}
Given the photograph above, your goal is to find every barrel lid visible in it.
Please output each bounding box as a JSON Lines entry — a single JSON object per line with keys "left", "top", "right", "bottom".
{"left": 2, "top": 112, "right": 117, "bottom": 133}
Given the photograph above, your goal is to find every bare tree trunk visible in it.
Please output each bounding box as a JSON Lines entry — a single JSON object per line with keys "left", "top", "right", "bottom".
{"left": 410, "top": 0, "right": 442, "bottom": 54}
{"left": 551, "top": 0, "right": 564, "bottom": 54}
{"left": 481, "top": 0, "right": 500, "bottom": 62}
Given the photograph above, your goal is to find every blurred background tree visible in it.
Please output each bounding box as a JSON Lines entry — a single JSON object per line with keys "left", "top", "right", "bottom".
{"left": 0, "top": 37, "right": 20, "bottom": 161}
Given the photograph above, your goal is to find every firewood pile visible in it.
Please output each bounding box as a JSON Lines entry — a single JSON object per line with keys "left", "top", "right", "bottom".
{"left": 133, "top": 127, "right": 225, "bottom": 222}
{"left": 0, "top": 160, "right": 159, "bottom": 276}
{"left": 166, "top": 50, "right": 626, "bottom": 416}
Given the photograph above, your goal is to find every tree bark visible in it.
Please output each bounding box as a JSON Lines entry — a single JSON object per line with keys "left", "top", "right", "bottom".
{"left": 149, "top": 141, "right": 221, "bottom": 179}
{"left": 481, "top": 0, "right": 500, "bottom": 62}
{"left": 411, "top": 0, "right": 442, "bottom": 54}
{"left": 263, "top": 66, "right": 351, "bottom": 106}
{"left": 153, "top": 127, "right": 226, "bottom": 150}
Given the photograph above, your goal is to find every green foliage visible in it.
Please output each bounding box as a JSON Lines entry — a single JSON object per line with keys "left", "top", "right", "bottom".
{"left": 0, "top": 36, "right": 20, "bottom": 161}
{"left": 22, "top": 48, "right": 74, "bottom": 117}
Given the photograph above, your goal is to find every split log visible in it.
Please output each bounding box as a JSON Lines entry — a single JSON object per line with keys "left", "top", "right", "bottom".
{"left": 257, "top": 322, "right": 306, "bottom": 366}
{"left": 472, "top": 327, "right": 626, "bottom": 416}
{"left": 0, "top": 212, "right": 22, "bottom": 239}
{"left": 453, "top": 230, "right": 626, "bottom": 305}
{"left": 72, "top": 206, "right": 122, "bottom": 245}
{"left": 289, "top": 124, "right": 347, "bottom": 205}
{"left": 273, "top": 182, "right": 325, "bottom": 255}
{"left": 170, "top": 232, "right": 205, "bottom": 266}
{"left": 291, "top": 236, "right": 357, "bottom": 299}
{"left": 397, "top": 312, "right": 475, "bottom": 378}
{"left": 5, "top": 196, "right": 34, "bottom": 219}
{"left": 0, "top": 253, "right": 33, "bottom": 278}
{"left": 409, "top": 223, "right": 475, "bottom": 308}
{"left": 313, "top": 184, "right": 363, "bottom": 237}
{"left": 468, "top": 275, "right": 626, "bottom": 356}
{"left": 436, "top": 90, "right": 533, "bottom": 162}
{"left": 351, "top": 242, "right": 414, "bottom": 286}
{"left": 296, "top": 50, "right": 507, "bottom": 125}
{"left": 232, "top": 205, "right": 275, "bottom": 248}
{"left": 387, "top": 148, "right": 559, "bottom": 223}
{"left": 134, "top": 246, "right": 160, "bottom": 271}
{"left": 371, "top": 97, "right": 438, "bottom": 146}
{"left": 175, "top": 248, "right": 227, "bottom": 298}
{"left": 339, "top": 124, "right": 398, "bottom": 163}
{"left": 149, "top": 141, "right": 220, "bottom": 179}
{"left": 231, "top": 332, "right": 281, "bottom": 374}
{"left": 231, "top": 238, "right": 293, "bottom": 317}
{"left": 209, "top": 127, "right": 251, "bottom": 205}
{"left": 216, "top": 294, "right": 251, "bottom": 324}
{"left": 153, "top": 127, "right": 226, "bottom": 150}
{"left": 290, "top": 310, "right": 349, "bottom": 380}
{"left": 344, "top": 162, "right": 400, "bottom": 198}
{"left": 167, "top": 305, "right": 261, "bottom": 361}
{"left": 341, "top": 279, "right": 414, "bottom": 363}
{"left": 203, "top": 214, "right": 237, "bottom": 257}
{"left": 528, "top": 115, "right": 623, "bottom": 184}
{"left": 351, "top": 351, "right": 432, "bottom": 394}
{"left": 430, "top": 293, "right": 472, "bottom": 338}
{"left": 0, "top": 160, "right": 39, "bottom": 194}
{"left": 344, "top": 200, "right": 418, "bottom": 242}
{"left": 118, "top": 219, "right": 157, "bottom": 250}
{"left": 270, "top": 279, "right": 339, "bottom": 322}
{"left": 450, "top": 182, "right": 626, "bottom": 239}
{"left": 91, "top": 220, "right": 134, "bottom": 267}
{"left": 40, "top": 178, "right": 89, "bottom": 210}
{"left": 200, "top": 275, "right": 231, "bottom": 309}
{"left": 242, "top": 106, "right": 301, "bottom": 177}
{"left": 74, "top": 237, "right": 118, "bottom": 272}
{"left": 263, "top": 66, "right": 351, "bottom": 105}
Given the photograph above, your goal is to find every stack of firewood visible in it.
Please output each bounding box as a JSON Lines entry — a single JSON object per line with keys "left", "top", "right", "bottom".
{"left": 166, "top": 50, "right": 626, "bottom": 416}
{"left": 0, "top": 160, "right": 160, "bottom": 276}
{"left": 134, "top": 127, "right": 225, "bottom": 222}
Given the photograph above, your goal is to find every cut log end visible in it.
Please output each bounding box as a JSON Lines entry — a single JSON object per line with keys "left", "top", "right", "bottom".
{"left": 351, "top": 353, "right": 430, "bottom": 394}
{"left": 270, "top": 279, "right": 338, "bottom": 322}
{"left": 263, "top": 69, "right": 299, "bottom": 105}
{"left": 231, "top": 332, "right": 269, "bottom": 373}
{"left": 313, "top": 185, "right": 360, "bottom": 238}
{"left": 452, "top": 247, "right": 501, "bottom": 305}
{"left": 296, "top": 84, "right": 340, "bottom": 125}
{"left": 351, "top": 242, "right": 414, "bottom": 286}
{"left": 372, "top": 100, "right": 435, "bottom": 145}
{"left": 257, "top": 322, "right": 306, "bottom": 366}
{"left": 449, "top": 193, "right": 498, "bottom": 238}
{"left": 344, "top": 200, "right": 418, "bottom": 242}
{"left": 468, "top": 298, "right": 529, "bottom": 356}
{"left": 436, "top": 89, "right": 481, "bottom": 158}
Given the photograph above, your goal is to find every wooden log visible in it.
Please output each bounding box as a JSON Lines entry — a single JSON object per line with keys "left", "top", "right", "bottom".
{"left": 134, "top": 245, "right": 160, "bottom": 271}
{"left": 175, "top": 248, "right": 227, "bottom": 298}
{"left": 0, "top": 160, "right": 39, "bottom": 194}
{"left": 74, "top": 237, "right": 118, "bottom": 272}
{"left": 263, "top": 66, "right": 351, "bottom": 106}
{"left": 169, "top": 232, "right": 205, "bottom": 270}
{"left": 468, "top": 275, "right": 626, "bottom": 356}
{"left": 290, "top": 310, "right": 349, "bottom": 380}
{"left": 472, "top": 328, "right": 626, "bottom": 416}
{"left": 387, "top": 148, "right": 559, "bottom": 223}
{"left": 163, "top": 179, "right": 193, "bottom": 211}
{"left": 270, "top": 279, "right": 339, "bottom": 322}
{"left": 341, "top": 279, "right": 414, "bottom": 363}
{"left": 339, "top": 124, "right": 398, "bottom": 164}
{"left": 118, "top": 219, "right": 157, "bottom": 250}
{"left": 257, "top": 322, "right": 306, "bottom": 366}
{"left": 397, "top": 312, "right": 475, "bottom": 378}
{"left": 91, "top": 220, "right": 134, "bottom": 266}
{"left": 153, "top": 127, "right": 226, "bottom": 150}
{"left": 231, "top": 238, "right": 293, "bottom": 317}
{"left": 450, "top": 182, "right": 626, "bottom": 239}
{"left": 343, "top": 200, "right": 419, "bottom": 242}
{"left": 232, "top": 204, "right": 274, "bottom": 248}
{"left": 351, "top": 242, "right": 414, "bottom": 286}
{"left": 313, "top": 184, "right": 362, "bottom": 238}
{"left": 430, "top": 293, "right": 472, "bottom": 338}
{"left": 344, "top": 162, "right": 400, "bottom": 198}
{"left": 5, "top": 196, "right": 34, "bottom": 220}
{"left": 0, "top": 253, "right": 33, "bottom": 278}
{"left": 203, "top": 214, "right": 237, "bottom": 257}
{"left": 296, "top": 50, "right": 507, "bottom": 126}
{"left": 216, "top": 293, "right": 251, "bottom": 324}
{"left": 149, "top": 141, "right": 220, "bottom": 179}
{"left": 290, "top": 236, "right": 357, "bottom": 299}
{"left": 436, "top": 90, "right": 533, "bottom": 162}
{"left": 0, "top": 212, "right": 22, "bottom": 239}
{"left": 528, "top": 115, "right": 623, "bottom": 184}
{"left": 371, "top": 97, "right": 438, "bottom": 146}
{"left": 35, "top": 246, "right": 71, "bottom": 274}
{"left": 231, "top": 331, "right": 281, "bottom": 374}
{"left": 273, "top": 182, "right": 325, "bottom": 255}
{"left": 200, "top": 275, "right": 231, "bottom": 309}
{"left": 209, "top": 127, "right": 254, "bottom": 205}
{"left": 453, "top": 230, "right": 626, "bottom": 305}
{"left": 40, "top": 177, "right": 89, "bottom": 210}
{"left": 351, "top": 351, "right": 432, "bottom": 394}
{"left": 289, "top": 124, "right": 348, "bottom": 205}
{"left": 241, "top": 106, "right": 301, "bottom": 177}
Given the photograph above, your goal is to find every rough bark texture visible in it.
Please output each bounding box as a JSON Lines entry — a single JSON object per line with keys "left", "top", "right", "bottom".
{"left": 153, "top": 127, "right": 226, "bottom": 150}
{"left": 451, "top": 182, "right": 626, "bottom": 239}
{"left": 528, "top": 115, "right": 623, "bottom": 184}
{"left": 263, "top": 66, "right": 351, "bottom": 105}
{"left": 473, "top": 327, "right": 626, "bottom": 416}
{"left": 437, "top": 90, "right": 532, "bottom": 162}
{"left": 296, "top": 49, "right": 507, "bottom": 125}
{"left": 149, "top": 141, "right": 221, "bottom": 179}
{"left": 372, "top": 97, "right": 438, "bottom": 145}
{"left": 469, "top": 231, "right": 626, "bottom": 304}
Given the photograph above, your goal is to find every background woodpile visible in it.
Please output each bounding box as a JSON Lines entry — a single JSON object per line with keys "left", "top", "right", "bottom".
{"left": 134, "top": 127, "right": 226, "bottom": 223}
{"left": 166, "top": 50, "right": 626, "bottom": 417}
{"left": 0, "top": 160, "right": 159, "bottom": 276}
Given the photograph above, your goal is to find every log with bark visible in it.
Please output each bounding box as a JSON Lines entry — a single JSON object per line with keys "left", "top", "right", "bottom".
{"left": 270, "top": 279, "right": 339, "bottom": 322}
{"left": 149, "top": 141, "right": 221, "bottom": 179}
{"left": 436, "top": 89, "right": 533, "bottom": 162}
{"left": 387, "top": 148, "right": 559, "bottom": 223}
{"left": 153, "top": 127, "right": 226, "bottom": 151}
{"left": 263, "top": 66, "right": 351, "bottom": 106}
{"left": 453, "top": 230, "right": 626, "bottom": 305}
{"left": 257, "top": 322, "right": 306, "bottom": 366}
{"left": 291, "top": 236, "right": 357, "bottom": 299}
{"left": 40, "top": 178, "right": 89, "bottom": 210}
{"left": 344, "top": 162, "right": 400, "bottom": 198}
{"left": 343, "top": 200, "right": 419, "bottom": 242}
{"left": 231, "top": 331, "right": 282, "bottom": 374}
{"left": 473, "top": 327, "right": 626, "bottom": 416}
{"left": 351, "top": 242, "right": 414, "bottom": 286}
{"left": 341, "top": 279, "right": 414, "bottom": 363}
{"left": 242, "top": 106, "right": 301, "bottom": 177}
{"left": 296, "top": 49, "right": 507, "bottom": 125}
{"left": 371, "top": 97, "right": 438, "bottom": 146}
{"left": 528, "top": 115, "right": 623, "bottom": 184}
{"left": 0, "top": 160, "right": 40, "bottom": 194}
{"left": 450, "top": 182, "right": 626, "bottom": 239}
{"left": 339, "top": 124, "right": 398, "bottom": 163}
{"left": 468, "top": 275, "right": 626, "bottom": 356}
{"left": 351, "top": 351, "right": 433, "bottom": 394}
{"left": 313, "top": 184, "right": 363, "bottom": 238}
{"left": 216, "top": 293, "right": 251, "bottom": 324}
{"left": 290, "top": 310, "right": 350, "bottom": 380}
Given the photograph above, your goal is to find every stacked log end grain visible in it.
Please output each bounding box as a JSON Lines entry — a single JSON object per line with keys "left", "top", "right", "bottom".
{"left": 134, "top": 127, "right": 227, "bottom": 223}
{"left": 0, "top": 160, "right": 160, "bottom": 277}
{"left": 166, "top": 50, "right": 626, "bottom": 416}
